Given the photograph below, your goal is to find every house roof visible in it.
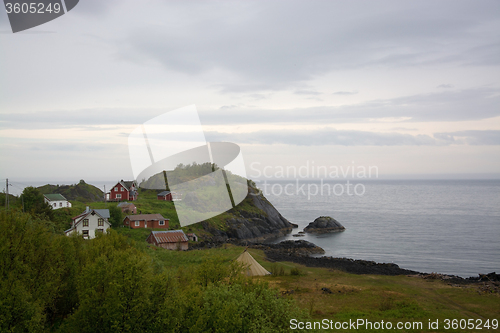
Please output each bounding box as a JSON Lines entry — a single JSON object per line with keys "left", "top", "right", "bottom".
{"left": 112, "top": 180, "right": 136, "bottom": 191}
{"left": 94, "top": 209, "right": 110, "bottom": 219}
{"left": 125, "top": 214, "right": 168, "bottom": 221}
{"left": 72, "top": 208, "right": 110, "bottom": 222}
{"left": 44, "top": 193, "right": 68, "bottom": 201}
{"left": 150, "top": 230, "right": 188, "bottom": 244}
{"left": 157, "top": 191, "right": 171, "bottom": 196}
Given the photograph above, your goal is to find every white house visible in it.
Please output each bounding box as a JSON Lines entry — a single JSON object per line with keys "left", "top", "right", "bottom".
{"left": 65, "top": 207, "right": 111, "bottom": 239}
{"left": 44, "top": 193, "right": 72, "bottom": 210}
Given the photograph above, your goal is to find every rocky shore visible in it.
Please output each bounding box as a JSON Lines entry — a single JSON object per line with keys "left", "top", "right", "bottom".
{"left": 256, "top": 240, "right": 418, "bottom": 276}
{"left": 248, "top": 240, "right": 499, "bottom": 288}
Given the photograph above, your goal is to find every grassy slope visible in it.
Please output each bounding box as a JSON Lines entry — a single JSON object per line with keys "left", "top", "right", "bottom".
{"left": 256, "top": 255, "right": 499, "bottom": 332}
{"left": 106, "top": 229, "right": 500, "bottom": 333}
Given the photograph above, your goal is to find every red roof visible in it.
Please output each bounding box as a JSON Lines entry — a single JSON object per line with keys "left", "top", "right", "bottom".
{"left": 150, "top": 230, "right": 188, "bottom": 244}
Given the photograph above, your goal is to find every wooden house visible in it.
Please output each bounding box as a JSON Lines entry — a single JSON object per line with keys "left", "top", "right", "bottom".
{"left": 65, "top": 207, "right": 110, "bottom": 239}
{"left": 117, "top": 202, "right": 137, "bottom": 214}
{"left": 157, "top": 191, "right": 182, "bottom": 201}
{"left": 123, "top": 214, "right": 169, "bottom": 229}
{"left": 109, "top": 180, "right": 138, "bottom": 201}
{"left": 44, "top": 193, "right": 72, "bottom": 210}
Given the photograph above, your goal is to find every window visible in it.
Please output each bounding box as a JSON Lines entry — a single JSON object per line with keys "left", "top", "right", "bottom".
{"left": 67, "top": 202, "right": 69, "bottom": 207}
{"left": 98, "top": 218, "right": 104, "bottom": 226}
{"left": 53, "top": 203, "right": 56, "bottom": 207}
{"left": 59, "top": 202, "right": 62, "bottom": 207}
{"left": 82, "top": 230, "right": 89, "bottom": 238}
{"left": 83, "top": 219, "right": 89, "bottom": 227}
{"left": 114, "top": 187, "right": 118, "bottom": 191}
{"left": 121, "top": 187, "right": 124, "bottom": 191}
{"left": 159, "top": 220, "right": 164, "bottom": 226}
{"left": 117, "top": 194, "right": 121, "bottom": 199}
{"left": 135, "top": 221, "right": 140, "bottom": 227}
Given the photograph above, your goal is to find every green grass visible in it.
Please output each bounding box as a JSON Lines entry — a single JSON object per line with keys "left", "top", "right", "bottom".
{"left": 99, "top": 229, "right": 500, "bottom": 333}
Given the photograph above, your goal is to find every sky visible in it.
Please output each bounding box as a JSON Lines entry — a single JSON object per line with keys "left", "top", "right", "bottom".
{"left": 1, "top": 0, "right": 499, "bottom": 185}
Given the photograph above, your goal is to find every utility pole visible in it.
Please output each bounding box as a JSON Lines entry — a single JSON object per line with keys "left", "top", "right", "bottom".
{"left": 5, "top": 178, "right": 9, "bottom": 210}
{"left": 104, "top": 185, "right": 107, "bottom": 206}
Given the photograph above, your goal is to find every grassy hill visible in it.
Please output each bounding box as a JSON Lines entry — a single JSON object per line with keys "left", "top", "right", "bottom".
{"left": 37, "top": 179, "right": 104, "bottom": 202}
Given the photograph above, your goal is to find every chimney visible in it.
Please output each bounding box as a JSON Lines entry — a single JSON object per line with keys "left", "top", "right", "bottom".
{"left": 86, "top": 206, "right": 90, "bottom": 213}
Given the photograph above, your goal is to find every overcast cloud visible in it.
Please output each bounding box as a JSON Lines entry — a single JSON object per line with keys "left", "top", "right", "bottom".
{"left": 0, "top": 0, "right": 499, "bottom": 180}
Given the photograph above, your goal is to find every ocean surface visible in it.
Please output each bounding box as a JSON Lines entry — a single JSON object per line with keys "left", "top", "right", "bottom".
{"left": 8, "top": 179, "right": 500, "bottom": 278}
{"left": 258, "top": 179, "right": 500, "bottom": 278}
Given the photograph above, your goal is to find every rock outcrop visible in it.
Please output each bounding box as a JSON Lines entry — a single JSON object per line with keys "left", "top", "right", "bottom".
{"left": 200, "top": 186, "right": 295, "bottom": 243}
{"left": 303, "top": 216, "right": 345, "bottom": 234}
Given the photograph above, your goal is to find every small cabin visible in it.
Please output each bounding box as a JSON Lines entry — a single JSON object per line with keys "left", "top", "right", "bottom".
{"left": 117, "top": 202, "right": 137, "bottom": 214}
{"left": 146, "top": 230, "right": 189, "bottom": 250}
{"left": 44, "top": 193, "right": 72, "bottom": 210}
{"left": 157, "top": 191, "right": 182, "bottom": 201}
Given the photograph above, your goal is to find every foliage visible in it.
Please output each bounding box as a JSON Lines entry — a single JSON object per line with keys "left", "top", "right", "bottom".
{"left": 270, "top": 263, "right": 286, "bottom": 276}
{"left": 0, "top": 211, "right": 80, "bottom": 332}
{"left": 0, "top": 212, "right": 309, "bottom": 332}
{"left": 108, "top": 205, "right": 123, "bottom": 228}
{"left": 19, "top": 186, "right": 54, "bottom": 220}
{"left": 37, "top": 181, "right": 104, "bottom": 202}
{"left": 290, "top": 267, "right": 304, "bottom": 276}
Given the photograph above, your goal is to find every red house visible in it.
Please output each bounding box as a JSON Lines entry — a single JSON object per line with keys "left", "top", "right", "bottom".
{"left": 117, "top": 202, "right": 137, "bottom": 214}
{"left": 157, "top": 191, "right": 182, "bottom": 201}
{"left": 109, "top": 180, "right": 138, "bottom": 201}
{"left": 123, "top": 214, "right": 169, "bottom": 229}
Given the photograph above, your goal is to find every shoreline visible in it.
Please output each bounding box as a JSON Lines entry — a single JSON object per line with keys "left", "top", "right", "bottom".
{"left": 246, "top": 240, "right": 500, "bottom": 284}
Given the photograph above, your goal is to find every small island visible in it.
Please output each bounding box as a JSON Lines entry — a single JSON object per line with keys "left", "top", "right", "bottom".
{"left": 303, "top": 216, "right": 345, "bottom": 234}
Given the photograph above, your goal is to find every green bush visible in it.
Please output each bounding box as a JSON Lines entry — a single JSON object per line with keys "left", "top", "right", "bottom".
{"left": 270, "top": 263, "right": 286, "bottom": 276}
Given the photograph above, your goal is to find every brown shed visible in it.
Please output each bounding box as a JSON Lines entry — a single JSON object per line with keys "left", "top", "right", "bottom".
{"left": 146, "top": 230, "right": 189, "bottom": 250}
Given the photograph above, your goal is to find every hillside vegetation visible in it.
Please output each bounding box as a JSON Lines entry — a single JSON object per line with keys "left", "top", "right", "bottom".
{"left": 37, "top": 179, "right": 104, "bottom": 202}
{"left": 0, "top": 211, "right": 308, "bottom": 333}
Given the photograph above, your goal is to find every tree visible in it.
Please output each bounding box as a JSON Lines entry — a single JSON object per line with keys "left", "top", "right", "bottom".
{"left": 108, "top": 205, "right": 123, "bottom": 228}
{"left": 19, "top": 186, "right": 54, "bottom": 220}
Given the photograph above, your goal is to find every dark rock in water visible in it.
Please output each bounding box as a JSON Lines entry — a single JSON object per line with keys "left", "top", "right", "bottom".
{"left": 304, "top": 216, "right": 345, "bottom": 234}
{"left": 292, "top": 234, "right": 305, "bottom": 237}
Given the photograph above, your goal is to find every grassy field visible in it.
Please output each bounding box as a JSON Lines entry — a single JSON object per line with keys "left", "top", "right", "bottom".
{"left": 112, "top": 227, "right": 499, "bottom": 332}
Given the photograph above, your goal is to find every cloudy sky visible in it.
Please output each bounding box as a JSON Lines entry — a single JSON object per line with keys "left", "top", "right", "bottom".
{"left": 1, "top": 0, "right": 499, "bottom": 184}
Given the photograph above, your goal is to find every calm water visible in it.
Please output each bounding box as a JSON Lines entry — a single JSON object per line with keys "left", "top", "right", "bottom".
{"left": 259, "top": 179, "right": 500, "bottom": 277}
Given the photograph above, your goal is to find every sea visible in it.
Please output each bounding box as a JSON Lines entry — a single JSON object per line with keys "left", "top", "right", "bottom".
{"left": 7, "top": 178, "right": 500, "bottom": 278}
{"left": 258, "top": 179, "right": 500, "bottom": 278}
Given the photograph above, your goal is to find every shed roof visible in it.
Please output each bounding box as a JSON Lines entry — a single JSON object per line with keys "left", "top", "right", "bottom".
{"left": 157, "top": 191, "right": 171, "bottom": 196}
{"left": 150, "top": 230, "right": 188, "bottom": 244}
{"left": 44, "top": 193, "right": 68, "bottom": 201}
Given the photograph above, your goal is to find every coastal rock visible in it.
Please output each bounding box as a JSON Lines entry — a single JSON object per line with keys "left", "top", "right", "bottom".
{"left": 304, "top": 216, "right": 345, "bottom": 234}
{"left": 200, "top": 186, "right": 294, "bottom": 243}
